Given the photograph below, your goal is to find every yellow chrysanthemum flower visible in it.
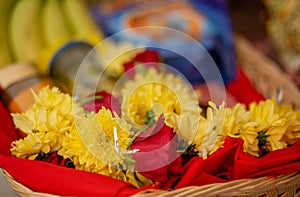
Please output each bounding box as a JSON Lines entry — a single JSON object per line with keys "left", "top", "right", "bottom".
{"left": 168, "top": 112, "right": 202, "bottom": 147}
{"left": 227, "top": 103, "right": 259, "bottom": 156}
{"left": 227, "top": 103, "right": 251, "bottom": 134}
{"left": 11, "top": 131, "right": 64, "bottom": 160}
{"left": 193, "top": 102, "right": 257, "bottom": 158}
{"left": 59, "top": 108, "right": 152, "bottom": 188}
{"left": 192, "top": 102, "right": 231, "bottom": 158}
{"left": 229, "top": 99, "right": 300, "bottom": 157}
{"left": 276, "top": 103, "right": 300, "bottom": 145}
{"left": 97, "top": 41, "right": 145, "bottom": 78}
{"left": 121, "top": 67, "right": 201, "bottom": 143}
{"left": 96, "top": 107, "right": 132, "bottom": 150}
{"left": 249, "top": 99, "right": 288, "bottom": 154}
{"left": 12, "top": 86, "right": 83, "bottom": 134}
{"left": 10, "top": 86, "right": 84, "bottom": 159}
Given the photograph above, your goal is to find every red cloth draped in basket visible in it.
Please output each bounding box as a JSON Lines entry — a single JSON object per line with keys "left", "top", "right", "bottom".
{"left": 173, "top": 137, "right": 300, "bottom": 189}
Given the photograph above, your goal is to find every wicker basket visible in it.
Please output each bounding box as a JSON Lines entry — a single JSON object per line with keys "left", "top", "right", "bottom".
{"left": 2, "top": 36, "right": 300, "bottom": 197}
{"left": 2, "top": 170, "right": 300, "bottom": 197}
{"left": 133, "top": 173, "right": 300, "bottom": 197}
{"left": 2, "top": 170, "right": 59, "bottom": 197}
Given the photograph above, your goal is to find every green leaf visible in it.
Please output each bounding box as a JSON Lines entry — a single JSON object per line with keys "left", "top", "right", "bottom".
{"left": 257, "top": 130, "right": 269, "bottom": 146}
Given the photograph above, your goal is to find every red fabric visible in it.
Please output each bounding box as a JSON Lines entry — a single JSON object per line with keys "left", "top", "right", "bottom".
{"left": 0, "top": 102, "right": 19, "bottom": 155}
{"left": 174, "top": 137, "right": 240, "bottom": 188}
{"left": 226, "top": 68, "right": 265, "bottom": 105}
{"left": 131, "top": 116, "right": 182, "bottom": 183}
{"left": 174, "top": 137, "right": 300, "bottom": 189}
{"left": 233, "top": 138, "right": 300, "bottom": 179}
{"left": 0, "top": 155, "right": 142, "bottom": 197}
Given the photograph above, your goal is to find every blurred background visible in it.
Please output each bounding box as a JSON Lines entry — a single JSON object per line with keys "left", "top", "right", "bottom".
{"left": 228, "top": 0, "right": 300, "bottom": 86}
{"left": 0, "top": 0, "right": 299, "bottom": 92}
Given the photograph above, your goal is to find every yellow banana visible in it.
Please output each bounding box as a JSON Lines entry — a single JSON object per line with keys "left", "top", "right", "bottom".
{"left": 61, "top": 0, "right": 103, "bottom": 45}
{"left": 39, "top": 0, "right": 73, "bottom": 73}
{"left": 9, "top": 0, "right": 43, "bottom": 64}
{"left": 0, "top": 0, "right": 16, "bottom": 67}
{"left": 42, "top": 0, "right": 71, "bottom": 47}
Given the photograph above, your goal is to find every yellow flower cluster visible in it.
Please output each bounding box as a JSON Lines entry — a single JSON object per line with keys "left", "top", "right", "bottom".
{"left": 121, "top": 67, "right": 201, "bottom": 144}
{"left": 11, "top": 86, "right": 83, "bottom": 159}
{"left": 58, "top": 108, "right": 151, "bottom": 187}
{"left": 9, "top": 75, "right": 300, "bottom": 188}
{"left": 10, "top": 86, "right": 151, "bottom": 188}
{"left": 193, "top": 102, "right": 230, "bottom": 159}
{"left": 192, "top": 99, "right": 300, "bottom": 157}
{"left": 11, "top": 130, "right": 63, "bottom": 160}
{"left": 246, "top": 99, "right": 300, "bottom": 155}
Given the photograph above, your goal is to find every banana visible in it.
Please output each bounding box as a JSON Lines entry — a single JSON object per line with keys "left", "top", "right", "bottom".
{"left": 9, "top": 0, "right": 43, "bottom": 64}
{"left": 61, "top": 0, "right": 103, "bottom": 45}
{"left": 0, "top": 0, "right": 16, "bottom": 67}
{"left": 42, "top": 0, "right": 72, "bottom": 47}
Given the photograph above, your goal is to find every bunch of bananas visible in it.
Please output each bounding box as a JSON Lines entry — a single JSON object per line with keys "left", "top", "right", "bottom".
{"left": 0, "top": 0, "right": 103, "bottom": 72}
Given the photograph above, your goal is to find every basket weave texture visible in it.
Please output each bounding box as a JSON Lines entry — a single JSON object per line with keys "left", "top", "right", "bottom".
{"left": 2, "top": 36, "right": 300, "bottom": 197}
{"left": 2, "top": 170, "right": 59, "bottom": 197}
{"left": 133, "top": 173, "right": 300, "bottom": 197}
{"left": 3, "top": 170, "right": 300, "bottom": 197}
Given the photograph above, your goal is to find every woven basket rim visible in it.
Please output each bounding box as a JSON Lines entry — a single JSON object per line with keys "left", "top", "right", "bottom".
{"left": 133, "top": 172, "right": 300, "bottom": 197}
{"left": 3, "top": 169, "right": 300, "bottom": 197}
{"left": 2, "top": 170, "right": 59, "bottom": 197}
